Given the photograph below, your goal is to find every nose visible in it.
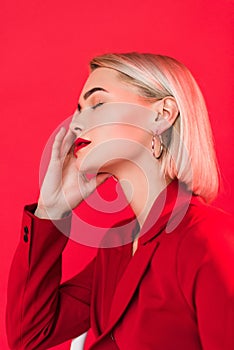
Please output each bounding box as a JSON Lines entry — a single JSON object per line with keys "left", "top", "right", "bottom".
{"left": 69, "top": 110, "right": 83, "bottom": 136}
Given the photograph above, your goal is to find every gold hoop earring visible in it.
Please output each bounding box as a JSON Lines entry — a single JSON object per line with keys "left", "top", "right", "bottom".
{"left": 151, "top": 134, "right": 164, "bottom": 159}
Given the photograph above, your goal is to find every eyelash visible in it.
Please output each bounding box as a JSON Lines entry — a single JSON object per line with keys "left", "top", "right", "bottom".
{"left": 91, "top": 102, "right": 104, "bottom": 110}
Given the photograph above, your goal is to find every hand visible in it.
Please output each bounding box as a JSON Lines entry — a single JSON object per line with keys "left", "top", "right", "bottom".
{"left": 35, "top": 127, "right": 111, "bottom": 219}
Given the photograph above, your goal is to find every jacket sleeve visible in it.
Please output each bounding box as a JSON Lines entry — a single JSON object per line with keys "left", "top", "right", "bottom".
{"left": 177, "top": 211, "right": 234, "bottom": 350}
{"left": 6, "top": 204, "right": 95, "bottom": 350}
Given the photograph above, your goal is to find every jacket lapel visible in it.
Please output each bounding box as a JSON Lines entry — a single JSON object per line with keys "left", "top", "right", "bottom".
{"left": 90, "top": 180, "right": 194, "bottom": 348}
{"left": 90, "top": 238, "right": 161, "bottom": 349}
{"left": 107, "top": 238, "right": 160, "bottom": 328}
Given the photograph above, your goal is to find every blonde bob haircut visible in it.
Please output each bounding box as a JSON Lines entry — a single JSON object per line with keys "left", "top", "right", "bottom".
{"left": 89, "top": 52, "right": 219, "bottom": 203}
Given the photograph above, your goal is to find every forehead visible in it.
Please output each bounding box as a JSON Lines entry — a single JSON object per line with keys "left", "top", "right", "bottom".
{"left": 78, "top": 67, "right": 140, "bottom": 106}
{"left": 82, "top": 68, "right": 121, "bottom": 92}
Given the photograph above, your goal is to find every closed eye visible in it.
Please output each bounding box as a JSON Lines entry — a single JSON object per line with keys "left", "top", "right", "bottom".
{"left": 91, "top": 102, "right": 104, "bottom": 110}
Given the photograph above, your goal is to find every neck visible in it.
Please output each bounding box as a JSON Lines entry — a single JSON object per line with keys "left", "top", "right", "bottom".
{"left": 113, "top": 158, "right": 169, "bottom": 229}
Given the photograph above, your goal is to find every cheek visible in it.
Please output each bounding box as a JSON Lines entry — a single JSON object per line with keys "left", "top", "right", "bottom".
{"left": 115, "top": 125, "right": 152, "bottom": 150}
{"left": 85, "top": 125, "right": 152, "bottom": 161}
{"left": 90, "top": 124, "right": 151, "bottom": 145}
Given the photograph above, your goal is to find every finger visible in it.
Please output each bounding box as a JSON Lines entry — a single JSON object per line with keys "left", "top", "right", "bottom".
{"left": 78, "top": 172, "right": 89, "bottom": 183}
{"left": 61, "top": 129, "right": 76, "bottom": 158}
{"left": 51, "top": 127, "right": 67, "bottom": 160}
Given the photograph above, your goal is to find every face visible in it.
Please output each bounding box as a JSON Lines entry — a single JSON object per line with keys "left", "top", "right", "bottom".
{"left": 70, "top": 67, "right": 158, "bottom": 177}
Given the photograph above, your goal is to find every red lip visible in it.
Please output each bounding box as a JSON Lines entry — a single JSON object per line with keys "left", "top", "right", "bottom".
{"left": 73, "top": 138, "right": 91, "bottom": 157}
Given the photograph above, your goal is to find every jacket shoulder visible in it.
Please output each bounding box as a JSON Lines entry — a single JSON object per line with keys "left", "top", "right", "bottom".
{"left": 176, "top": 198, "right": 234, "bottom": 285}
{"left": 181, "top": 198, "right": 234, "bottom": 240}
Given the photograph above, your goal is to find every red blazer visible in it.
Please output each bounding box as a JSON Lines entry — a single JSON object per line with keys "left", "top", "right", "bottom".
{"left": 6, "top": 180, "right": 234, "bottom": 349}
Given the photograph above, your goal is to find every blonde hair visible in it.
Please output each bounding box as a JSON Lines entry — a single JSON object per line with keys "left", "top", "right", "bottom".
{"left": 89, "top": 52, "right": 220, "bottom": 202}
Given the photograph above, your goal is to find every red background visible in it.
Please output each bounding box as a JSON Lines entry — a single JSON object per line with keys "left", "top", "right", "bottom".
{"left": 1, "top": 0, "right": 233, "bottom": 349}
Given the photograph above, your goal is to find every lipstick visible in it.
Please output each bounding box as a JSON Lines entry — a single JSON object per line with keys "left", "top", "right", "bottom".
{"left": 73, "top": 138, "right": 91, "bottom": 157}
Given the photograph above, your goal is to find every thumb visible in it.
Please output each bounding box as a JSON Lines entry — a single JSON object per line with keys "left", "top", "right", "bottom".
{"left": 95, "top": 173, "right": 112, "bottom": 187}
{"left": 85, "top": 173, "right": 112, "bottom": 194}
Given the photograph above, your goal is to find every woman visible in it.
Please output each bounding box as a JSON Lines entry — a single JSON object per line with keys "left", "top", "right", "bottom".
{"left": 6, "top": 53, "right": 234, "bottom": 349}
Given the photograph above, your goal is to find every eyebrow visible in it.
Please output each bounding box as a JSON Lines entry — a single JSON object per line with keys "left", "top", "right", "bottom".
{"left": 77, "top": 87, "right": 108, "bottom": 111}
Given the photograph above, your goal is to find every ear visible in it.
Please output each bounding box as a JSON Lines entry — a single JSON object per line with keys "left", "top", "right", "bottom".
{"left": 152, "top": 97, "right": 179, "bottom": 134}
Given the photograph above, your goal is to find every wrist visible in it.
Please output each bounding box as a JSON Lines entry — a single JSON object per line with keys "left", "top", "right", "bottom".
{"left": 34, "top": 205, "right": 72, "bottom": 220}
